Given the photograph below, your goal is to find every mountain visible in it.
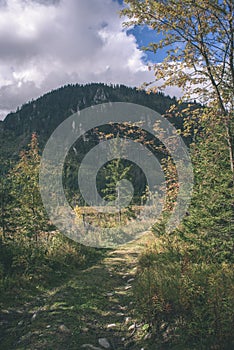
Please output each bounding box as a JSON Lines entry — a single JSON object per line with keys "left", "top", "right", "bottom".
{"left": 0, "top": 83, "right": 183, "bottom": 163}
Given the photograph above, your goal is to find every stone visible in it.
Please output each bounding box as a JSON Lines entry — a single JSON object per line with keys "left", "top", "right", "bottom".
{"left": 128, "top": 323, "right": 135, "bottom": 331}
{"left": 31, "top": 313, "right": 37, "bottom": 322}
{"left": 98, "top": 338, "right": 110, "bottom": 348}
{"left": 81, "top": 327, "right": 89, "bottom": 332}
{"left": 124, "top": 285, "right": 132, "bottom": 290}
{"left": 107, "top": 323, "right": 116, "bottom": 329}
{"left": 144, "top": 332, "right": 152, "bottom": 340}
{"left": 125, "top": 317, "right": 131, "bottom": 324}
{"left": 118, "top": 305, "right": 127, "bottom": 310}
{"left": 1, "top": 309, "right": 10, "bottom": 314}
{"left": 81, "top": 345, "right": 102, "bottom": 350}
{"left": 58, "top": 324, "right": 71, "bottom": 334}
{"left": 127, "top": 278, "right": 135, "bottom": 284}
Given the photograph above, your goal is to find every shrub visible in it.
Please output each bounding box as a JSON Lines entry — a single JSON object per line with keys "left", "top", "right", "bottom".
{"left": 134, "top": 240, "right": 234, "bottom": 349}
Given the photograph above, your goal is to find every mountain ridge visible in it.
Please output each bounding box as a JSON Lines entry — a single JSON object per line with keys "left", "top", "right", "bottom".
{"left": 0, "top": 83, "right": 183, "bottom": 162}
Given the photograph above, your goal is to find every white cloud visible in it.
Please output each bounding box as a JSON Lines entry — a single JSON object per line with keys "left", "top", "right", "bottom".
{"left": 0, "top": 0, "right": 158, "bottom": 119}
{"left": 0, "top": 0, "right": 184, "bottom": 121}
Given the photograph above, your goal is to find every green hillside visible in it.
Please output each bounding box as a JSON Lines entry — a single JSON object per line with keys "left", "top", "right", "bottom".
{"left": 0, "top": 83, "right": 182, "bottom": 162}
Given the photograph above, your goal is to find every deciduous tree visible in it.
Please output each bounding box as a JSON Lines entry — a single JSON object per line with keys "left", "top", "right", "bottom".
{"left": 122, "top": 0, "right": 234, "bottom": 174}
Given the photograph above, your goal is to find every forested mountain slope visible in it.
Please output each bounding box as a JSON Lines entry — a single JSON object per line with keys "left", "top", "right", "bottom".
{"left": 0, "top": 83, "right": 182, "bottom": 161}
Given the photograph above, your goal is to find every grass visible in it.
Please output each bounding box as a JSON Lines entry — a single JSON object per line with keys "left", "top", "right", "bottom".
{"left": 0, "top": 232, "right": 156, "bottom": 350}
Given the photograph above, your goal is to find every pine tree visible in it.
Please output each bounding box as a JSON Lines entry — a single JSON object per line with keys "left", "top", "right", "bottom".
{"left": 0, "top": 159, "right": 15, "bottom": 238}
{"left": 182, "top": 113, "right": 233, "bottom": 263}
{"left": 101, "top": 136, "right": 133, "bottom": 222}
{"left": 10, "top": 133, "right": 49, "bottom": 241}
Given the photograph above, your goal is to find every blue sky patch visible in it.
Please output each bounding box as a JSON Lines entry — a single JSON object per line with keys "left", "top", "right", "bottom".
{"left": 127, "top": 25, "right": 168, "bottom": 63}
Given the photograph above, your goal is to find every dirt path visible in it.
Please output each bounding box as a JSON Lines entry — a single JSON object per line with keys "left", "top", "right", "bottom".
{"left": 0, "top": 232, "right": 154, "bottom": 350}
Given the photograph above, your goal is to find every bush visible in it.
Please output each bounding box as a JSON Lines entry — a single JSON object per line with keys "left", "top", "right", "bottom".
{"left": 134, "top": 240, "right": 234, "bottom": 349}
{"left": 0, "top": 231, "right": 102, "bottom": 293}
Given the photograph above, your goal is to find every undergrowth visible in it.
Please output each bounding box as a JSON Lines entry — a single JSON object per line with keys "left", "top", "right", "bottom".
{"left": 133, "top": 234, "right": 234, "bottom": 349}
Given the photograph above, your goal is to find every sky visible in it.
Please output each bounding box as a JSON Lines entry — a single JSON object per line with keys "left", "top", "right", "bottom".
{"left": 0, "top": 0, "right": 179, "bottom": 120}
